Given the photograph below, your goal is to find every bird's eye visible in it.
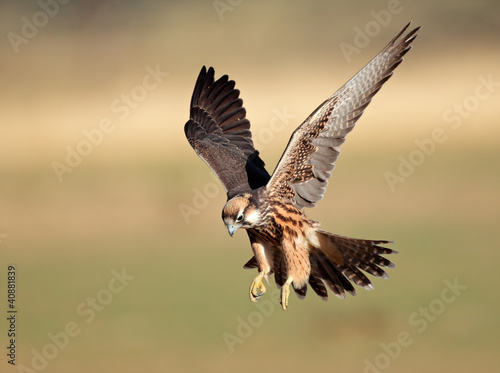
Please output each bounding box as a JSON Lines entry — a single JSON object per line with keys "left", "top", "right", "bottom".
{"left": 236, "top": 214, "right": 244, "bottom": 223}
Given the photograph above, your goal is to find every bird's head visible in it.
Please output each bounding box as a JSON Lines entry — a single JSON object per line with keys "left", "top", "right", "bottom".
{"left": 222, "top": 194, "right": 260, "bottom": 236}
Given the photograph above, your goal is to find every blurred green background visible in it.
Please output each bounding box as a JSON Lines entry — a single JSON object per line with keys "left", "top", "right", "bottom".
{"left": 1, "top": 1, "right": 499, "bottom": 372}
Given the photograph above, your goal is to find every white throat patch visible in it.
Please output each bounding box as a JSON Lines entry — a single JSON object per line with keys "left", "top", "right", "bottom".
{"left": 245, "top": 209, "right": 260, "bottom": 226}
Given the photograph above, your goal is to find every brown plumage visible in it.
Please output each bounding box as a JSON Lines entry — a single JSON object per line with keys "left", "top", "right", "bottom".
{"left": 184, "top": 23, "right": 419, "bottom": 310}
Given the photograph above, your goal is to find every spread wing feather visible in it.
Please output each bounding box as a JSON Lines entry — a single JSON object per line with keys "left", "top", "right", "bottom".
{"left": 185, "top": 66, "right": 270, "bottom": 198}
{"left": 266, "top": 23, "right": 419, "bottom": 209}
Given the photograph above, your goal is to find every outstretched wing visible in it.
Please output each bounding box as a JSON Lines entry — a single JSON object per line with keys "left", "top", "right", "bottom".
{"left": 185, "top": 66, "right": 270, "bottom": 198}
{"left": 266, "top": 23, "right": 419, "bottom": 209}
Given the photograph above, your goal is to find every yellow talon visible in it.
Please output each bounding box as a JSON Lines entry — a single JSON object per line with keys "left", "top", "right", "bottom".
{"left": 249, "top": 272, "right": 266, "bottom": 302}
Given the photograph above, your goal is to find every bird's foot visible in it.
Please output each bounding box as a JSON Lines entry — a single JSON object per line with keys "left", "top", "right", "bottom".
{"left": 280, "top": 277, "right": 294, "bottom": 311}
{"left": 249, "top": 272, "right": 267, "bottom": 302}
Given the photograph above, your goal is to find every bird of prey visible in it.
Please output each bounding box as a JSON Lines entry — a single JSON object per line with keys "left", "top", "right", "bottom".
{"left": 184, "top": 23, "right": 419, "bottom": 310}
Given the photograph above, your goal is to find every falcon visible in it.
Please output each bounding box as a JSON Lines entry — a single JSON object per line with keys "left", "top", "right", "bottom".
{"left": 184, "top": 23, "right": 419, "bottom": 310}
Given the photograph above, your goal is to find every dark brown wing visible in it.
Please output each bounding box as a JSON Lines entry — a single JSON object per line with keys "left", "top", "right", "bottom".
{"left": 266, "top": 23, "right": 419, "bottom": 209}
{"left": 184, "top": 66, "right": 270, "bottom": 198}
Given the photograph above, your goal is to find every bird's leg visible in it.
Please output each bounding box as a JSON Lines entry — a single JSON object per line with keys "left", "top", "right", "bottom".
{"left": 248, "top": 234, "right": 273, "bottom": 303}
{"left": 249, "top": 270, "right": 268, "bottom": 302}
{"left": 280, "top": 276, "right": 294, "bottom": 311}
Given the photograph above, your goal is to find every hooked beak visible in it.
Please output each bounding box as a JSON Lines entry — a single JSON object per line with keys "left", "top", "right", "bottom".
{"left": 227, "top": 224, "right": 239, "bottom": 237}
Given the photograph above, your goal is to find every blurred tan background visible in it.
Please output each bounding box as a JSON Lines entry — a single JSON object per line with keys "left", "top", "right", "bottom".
{"left": 1, "top": 1, "right": 499, "bottom": 372}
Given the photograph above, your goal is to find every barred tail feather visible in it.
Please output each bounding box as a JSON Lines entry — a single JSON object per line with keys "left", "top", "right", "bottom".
{"left": 308, "top": 230, "right": 396, "bottom": 301}
{"left": 308, "top": 272, "right": 328, "bottom": 300}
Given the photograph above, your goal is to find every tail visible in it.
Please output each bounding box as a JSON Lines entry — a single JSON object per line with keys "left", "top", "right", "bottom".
{"left": 243, "top": 230, "right": 396, "bottom": 301}
{"left": 306, "top": 230, "right": 396, "bottom": 300}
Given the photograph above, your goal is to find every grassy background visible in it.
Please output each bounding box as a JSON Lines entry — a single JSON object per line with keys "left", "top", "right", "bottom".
{"left": 1, "top": 1, "right": 499, "bottom": 372}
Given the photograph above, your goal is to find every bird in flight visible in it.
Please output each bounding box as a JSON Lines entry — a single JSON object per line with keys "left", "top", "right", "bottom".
{"left": 184, "top": 23, "right": 419, "bottom": 310}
